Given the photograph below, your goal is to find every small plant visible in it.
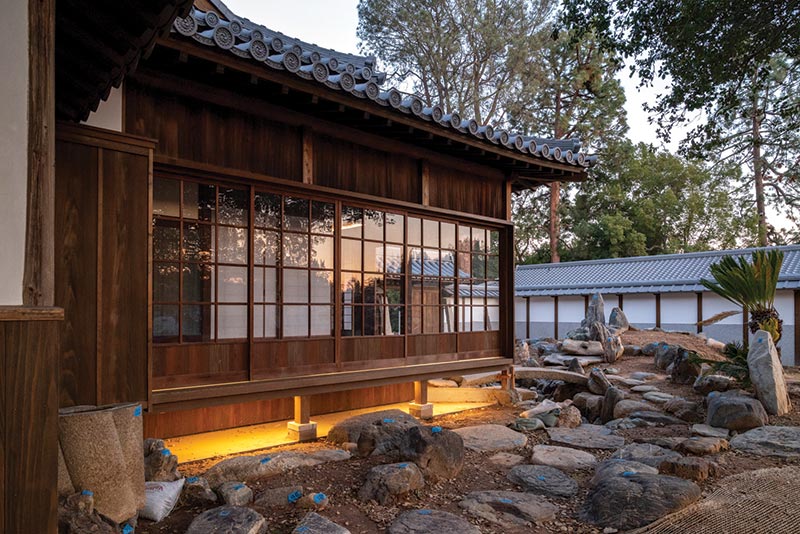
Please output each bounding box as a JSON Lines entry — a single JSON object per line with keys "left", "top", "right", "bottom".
{"left": 700, "top": 249, "right": 784, "bottom": 343}
{"left": 691, "top": 341, "right": 750, "bottom": 387}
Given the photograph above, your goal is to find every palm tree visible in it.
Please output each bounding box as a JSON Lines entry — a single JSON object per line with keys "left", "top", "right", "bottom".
{"left": 700, "top": 249, "right": 784, "bottom": 343}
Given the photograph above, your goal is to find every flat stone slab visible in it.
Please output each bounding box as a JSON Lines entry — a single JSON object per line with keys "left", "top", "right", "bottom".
{"left": 187, "top": 505, "right": 267, "bottom": 534}
{"left": 691, "top": 424, "right": 730, "bottom": 439}
{"left": 628, "top": 411, "right": 686, "bottom": 426}
{"left": 546, "top": 425, "right": 625, "bottom": 450}
{"left": 621, "top": 379, "right": 645, "bottom": 387}
{"left": 487, "top": 452, "right": 525, "bottom": 468}
{"left": 590, "top": 459, "right": 658, "bottom": 486}
{"left": 543, "top": 354, "right": 603, "bottom": 367}
{"left": 429, "top": 379, "right": 459, "bottom": 388}
{"left": 514, "top": 366, "right": 589, "bottom": 385}
{"left": 643, "top": 391, "right": 675, "bottom": 404}
{"left": 292, "top": 513, "right": 351, "bottom": 534}
{"left": 453, "top": 424, "right": 527, "bottom": 452}
{"left": 459, "top": 490, "right": 559, "bottom": 526}
{"left": 730, "top": 426, "right": 800, "bottom": 458}
{"left": 508, "top": 464, "right": 578, "bottom": 497}
{"left": 452, "top": 371, "right": 501, "bottom": 387}
{"left": 387, "top": 509, "right": 480, "bottom": 534}
{"left": 630, "top": 372, "right": 660, "bottom": 381}
{"left": 204, "top": 450, "right": 351, "bottom": 487}
{"left": 631, "top": 385, "right": 659, "bottom": 393}
{"left": 532, "top": 445, "right": 597, "bottom": 471}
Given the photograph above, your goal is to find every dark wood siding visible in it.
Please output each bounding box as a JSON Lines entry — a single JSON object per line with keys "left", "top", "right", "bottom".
{"left": 428, "top": 163, "right": 505, "bottom": 219}
{"left": 125, "top": 81, "right": 303, "bottom": 181}
{"left": 55, "top": 124, "right": 153, "bottom": 407}
{"left": 1, "top": 309, "right": 62, "bottom": 534}
{"left": 313, "top": 134, "right": 420, "bottom": 203}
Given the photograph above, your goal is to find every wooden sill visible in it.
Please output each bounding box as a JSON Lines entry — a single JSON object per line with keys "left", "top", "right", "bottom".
{"left": 0, "top": 306, "right": 64, "bottom": 322}
{"left": 150, "top": 356, "right": 512, "bottom": 412}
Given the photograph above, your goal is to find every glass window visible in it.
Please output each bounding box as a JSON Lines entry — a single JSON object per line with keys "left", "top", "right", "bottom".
{"left": 341, "top": 205, "right": 363, "bottom": 238}
{"left": 408, "top": 217, "right": 421, "bottom": 245}
{"left": 218, "top": 305, "right": 247, "bottom": 339}
{"left": 255, "top": 192, "right": 280, "bottom": 229}
{"left": 183, "top": 264, "right": 214, "bottom": 302}
{"left": 218, "top": 187, "right": 248, "bottom": 226}
{"left": 218, "top": 227, "right": 248, "bottom": 264}
{"left": 311, "top": 201, "right": 335, "bottom": 235}
{"left": 283, "top": 234, "right": 309, "bottom": 267}
{"left": 218, "top": 266, "right": 248, "bottom": 302}
{"left": 364, "top": 209, "right": 384, "bottom": 241}
{"left": 385, "top": 213, "right": 404, "bottom": 243}
{"left": 311, "top": 236, "right": 334, "bottom": 269}
{"left": 183, "top": 182, "right": 216, "bottom": 221}
{"left": 284, "top": 305, "right": 309, "bottom": 337}
{"left": 153, "top": 178, "right": 180, "bottom": 217}
{"left": 423, "top": 219, "right": 439, "bottom": 248}
{"left": 153, "top": 220, "right": 180, "bottom": 261}
{"left": 341, "top": 238, "right": 361, "bottom": 271}
{"left": 284, "top": 196, "right": 309, "bottom": 232}
{"left": 254, "top": 230, "right": 279, "bottom": 266}
{"left": 441, "top": 222, "right": 456, "bottom": 250}
{"left": 283, "top": 269, "right": 309, "bottom": 303}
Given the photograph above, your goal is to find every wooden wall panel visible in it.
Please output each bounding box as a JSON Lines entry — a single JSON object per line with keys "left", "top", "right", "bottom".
{"left": 428, "top": 163, "right": 505, "bottom": 219}
{"left": 459, "top": 331, "right": 501, "bottom": 353}
{"left": 1, "top": 312, "right": 61, "bottom": 534}
{"left": 251, "top": 339, "right": 335, "bottom": 376}
{"left": 99, "top": 150, "right": 149, "bottom": 403}
{"left": 143, "top": 382, "right": 414, "bottom": 438}
{"left": 313, "top": 134, "right": 420, "bottom": 203}
{"left": 125, "top": 82, "right": 303, "bottom": 181}
{"left": 341, "top": 336, "right": 404, "bottom": 363}
{"left": 407, "top": 333, "right": 457, "bottom": 357}
{"left": 55, "top": 141, "right": 99, "bottom": 407}
{"left": 153, "top": 343, "right": 249, "bottom": 389}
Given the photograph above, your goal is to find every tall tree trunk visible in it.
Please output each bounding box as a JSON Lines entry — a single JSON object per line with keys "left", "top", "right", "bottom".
{"left": 752, "top": 83, "right": 767, "bottom": 247}
{"left": 549, "top": 181, "right": 561, "bottom": 262}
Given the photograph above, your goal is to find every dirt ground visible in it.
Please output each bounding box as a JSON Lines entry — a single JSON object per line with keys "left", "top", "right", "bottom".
{"left": 622, "top": 329, "right": 727, "bottom": 361}
{"left": 138, "top": 340, "right": 800, "bottom": 534}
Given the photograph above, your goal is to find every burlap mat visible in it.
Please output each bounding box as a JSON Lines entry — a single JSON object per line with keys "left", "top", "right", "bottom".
{"left": 632, "top": 467, "right": 800, "bottom": 533}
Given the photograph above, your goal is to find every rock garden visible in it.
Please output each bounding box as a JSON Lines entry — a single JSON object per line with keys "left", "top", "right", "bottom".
{"left": 61, "top": 295, "right": 800, "bottom": 533}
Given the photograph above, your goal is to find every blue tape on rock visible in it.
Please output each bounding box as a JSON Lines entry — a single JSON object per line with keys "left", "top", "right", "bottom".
{"left": 260, "top": 457, "right": 272, "bottom": 464}
{"left": 417, "top": 510, "right": 432, "bottom": 515}
{"left": 498, "top": 498, "right": 513, "bottom": 504}
{"left": 233, "top": 483, "right": 245, "bottom": 490}
{"left": 288, "top": 490, "right": 302, "bottom": 503}
{"left": 622, "top": 471, "right": 636, "bottom": 477}
{"left": 398, "top": 463, "right": 409, "bottom": 468}
{"left": 537, "top": 475, "right": 546, "bottom": 481}
{"left": 431, "top": 426, "right": 442, "bottom": 433}
{"left": 122, "top": 525, "right": 134, "bottom": 534}
{"left": 187, "top": 476, "right": 198, "bottom": 484}
{"left": 81, "top": 489, "right": 93, "bottom": 496}
{"left": 296, "top": 528, "right": 310, "bottom": 533}
{"left": 313, "top": 493, "right": 327, "bottom": 504}
{"left": 161, "top": 448, "right": 171, "bottom": 456}
{"left": 383, "top": 418, "right": 395, "bottom": 423}
{"left": 134, "top": 406, "right": 142, "bottom": 417}
{"left": 219, "top": 510, "right": 231, "bottom": 517}
{"left": 758, "top": 337, "right": 764, "bottom": 343}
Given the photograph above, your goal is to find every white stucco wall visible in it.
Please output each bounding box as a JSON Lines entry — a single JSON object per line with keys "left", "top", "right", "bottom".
{"left": 557, "top": 296, "right": 584, "bottom": 323}
{"left": 82, "top": 85, "right": 123, "bottom": 132}
{"left": 0, "top": 0, "right": 29, "bottom": 305}
{"left": 624, "top": 294, "right": 657, "bottom": 325}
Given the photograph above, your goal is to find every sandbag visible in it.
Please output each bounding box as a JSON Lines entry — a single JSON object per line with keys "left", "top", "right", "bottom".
{"left": 58, "top": 442, "right": 75, "bottom": 496}
{"left": 59, "top": 407, "right": 138, "bottom": 523}
{"left": 140, "top": 478, "right": 185, "bottom": 522}
{"left": 108, "top": 403, "right": 146, "bottom": 509}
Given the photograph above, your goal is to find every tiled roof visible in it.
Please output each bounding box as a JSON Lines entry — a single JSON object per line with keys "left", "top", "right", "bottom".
{"left": 515, "top": 245, "right": 800, "bottom": 297}
{"left": 168, "top": 0, "right": 595, "bottom": 170}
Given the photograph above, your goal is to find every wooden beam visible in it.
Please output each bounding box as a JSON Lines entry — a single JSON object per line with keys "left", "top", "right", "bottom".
{"left": 617, "top": 294, "right": 624, "bottom": 310}
{"left": 23, "top": 0, "right": 56, "bottom": 306}
{"left": 655, "top": 293, "right": 661, "bottom": 328}
{"left": 743, "top": 307, "right": 749, "bottom": 345}
{"left": 420, "top": 160, "right": 430, "bottom": 206}
{"left": 302, "top": 127, "right": 313, "bottom": 184}
{"left": 553, "top": 296, "right": 559, "bottom": 339}
{"left": 525, "top": 297, "right": 530, "bottom": 340}
{"left": 504, "top": 178, "right": 513, "bottom": 221}
{"left": 697, "top": 292, "right": 703, "bottom": 333}
{"left": 584, "top": 294, "right": 589, "bottom": 314}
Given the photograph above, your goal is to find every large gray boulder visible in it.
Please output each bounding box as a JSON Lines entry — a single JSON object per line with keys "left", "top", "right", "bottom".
{"left": 562, "top": 339, "right": 604, "bottom": 356}
{"left": 582, "top": 473, "right": 701, "bottom": 530}
{"left": 587, "top": 368, "right": 613, "bottom": 395}
{"left": 459, "top": 490, "right": 558, "bottom": 526}
{"left": 582, "top": 293, "right": 606, "bottom": 329}
{"left": 613, "top": 400, "right": 656, "bottom": 420}
{"left": 600, "top": 386, "right": 625, "bottom": 424}
{"left": 670, "top": 349, "right": 702, "bottom": 385}
{"left": 387, "top": 509, "right": 480, "bottom": 534}
{"left": 508, "top": 464, "right": 578, "bottom": 497}
{"left": 546, "top": 424, "right": 625, "bottom": 450}
{"left": 608, "top": 307, "right": 630, "bottom": 334}
{"left": 187, "top": 506, "right": 267, "bottom": 534}
{"left": 610, "top": 443, "right": 682, "bottom": 468}
{"left": 706, "top": 393, "right": 768, "bottom": 431}
{"left": 358, "top": 463, "right": 425, "bottom": 504}
{"left": 398, "top": 426, "right": 464, "bottom": 481}
{"left": 204, "top": 450, "right": 350, "bottom": 487}
{"left": 730, "top": 426, "right": 800, "bottom": 458}
{"left": 654, "top": 344, "right": 680, "bottom": 370}
{"left": 590, "top": 459, "right": 658, "bottom": 486}
{"left": 327, "top": 409, "right": 420, "bottom": 456}
{"left": 748, "top": 331, "right": 792, "bottom": 415}
{"left": 693, "top": 374, "right": 732, "bottom": 395}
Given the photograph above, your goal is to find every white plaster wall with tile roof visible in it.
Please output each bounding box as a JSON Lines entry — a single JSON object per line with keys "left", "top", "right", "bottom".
{"left": 82, "top": 85, "right": 123, "bottom": 132}
{"left": 0, "top": 0, "right": 28, "bottom": 305}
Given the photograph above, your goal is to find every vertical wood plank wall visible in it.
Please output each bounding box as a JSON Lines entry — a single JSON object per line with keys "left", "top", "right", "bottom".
{"left": 1, "top": 308, "right": 62, "bottom": 534}
{"left": 55, "top": 124, "right": 153, "bottom": 407}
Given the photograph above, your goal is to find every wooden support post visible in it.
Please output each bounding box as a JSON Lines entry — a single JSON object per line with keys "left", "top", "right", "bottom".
{"left": 420, "top": 160, "right": 430, "bottom": 206}
{"left": 500, "top": 366, "right": 514, "bottom": 391}
{"left": 584, "top": 294, "right": 589, "bottom": 314}
{"left": 696, "top": 293, "right": 703, "bottom": 333}
{"left": 655, "top": 293, "right": 661, "bottom": 328}
{"left": 302, "top": 127, "right": 313, "bottom": 184}
{"left": 795, "top": 290, "right": 800, "bottom": 366}
{"left": 525, "top": 297, "right": 530, "bottom": 339}
{"left": 618, "top": 294, "right": 624, "bottom": 310}
{"left": 23, "top": 0, "right": 56, "bottom": 306}
{"left": 409, "top": 380, "right": 433, "bottom": 419}
{"left": 553, "top": 296, "right": 559, "bottom": 339}
{"left": 288, "top": 395, "right": 316, "bottom": 441}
